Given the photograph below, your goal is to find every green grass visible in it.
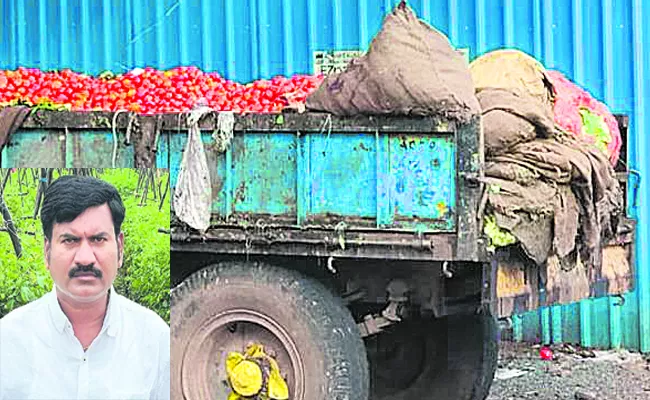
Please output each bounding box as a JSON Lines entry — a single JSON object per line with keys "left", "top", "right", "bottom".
{"left": 0, "top": 169, "right": 170, "bottom": 323}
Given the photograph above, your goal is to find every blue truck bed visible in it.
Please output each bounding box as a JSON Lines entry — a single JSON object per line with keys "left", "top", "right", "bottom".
{"left": 168, "top": 112, "right": 483, "bottom": 262}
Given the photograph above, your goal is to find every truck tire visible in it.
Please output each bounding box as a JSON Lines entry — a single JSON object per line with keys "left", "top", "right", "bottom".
{"left": 367, "top": 310, "right": 497, "bottom": 400}
{"left": 171, "top": 261, "right": 369, "bottom": 400}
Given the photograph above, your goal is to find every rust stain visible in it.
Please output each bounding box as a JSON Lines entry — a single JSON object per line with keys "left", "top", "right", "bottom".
{"left": 601, "top": 245, "right": 633, "bottom": 294}
{"left": 282, "top": 189, "right": 296, "bottom": 212}
{"left": 213, "top": 175, "right": 224, "bottom": 197}
{"left": 436, "top": 201, "right": 448, "bottom": 217}
{"left": 234, "top": 182, "right": 246, "bottom": 203}
{"left": 205, "top": 148, "right": 223, "bottom": 195}
{"left": 497, "top": 264, "right": 528, "bottom": 298}
{"left": 544, "top": 254, "right": 590, "bottom": 305}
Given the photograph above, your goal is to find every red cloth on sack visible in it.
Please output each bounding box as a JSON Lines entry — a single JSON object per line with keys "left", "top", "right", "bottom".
{"left": 546, "top": 70, "right": 622, "bottom": 165}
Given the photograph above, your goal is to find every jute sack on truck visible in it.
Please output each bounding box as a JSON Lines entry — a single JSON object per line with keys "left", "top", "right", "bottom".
{"left": 470, "top": 50, "right": 556, "bottom": 155}
{"left": 470, "top": 49, "right": 554, "bottom": 107}
{"left": 306, "top": 0, "right": 480, "bottom": 122}
{"left": 478, "top": 87, "right": 556, "bottom": 156}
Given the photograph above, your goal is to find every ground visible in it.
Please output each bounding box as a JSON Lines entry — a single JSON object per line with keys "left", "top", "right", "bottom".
{"left": 487, "top": 341, "right": 650, "bottom": 400}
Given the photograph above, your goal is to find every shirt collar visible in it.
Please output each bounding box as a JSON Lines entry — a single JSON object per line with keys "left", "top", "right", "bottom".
{"left": 104, "top": 288, "right": 120, "bottom": 337}
{"left": 48, "top": 286, "right": 120, "bottom": 337}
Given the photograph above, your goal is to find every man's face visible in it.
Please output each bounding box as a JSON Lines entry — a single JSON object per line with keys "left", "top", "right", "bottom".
{"left": 44, "top": 204, "right": 124, "bottom": 303}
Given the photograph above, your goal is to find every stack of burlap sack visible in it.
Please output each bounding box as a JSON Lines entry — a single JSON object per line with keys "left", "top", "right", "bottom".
{"left": 470, "top": 50, "right": 621, "bottom": 269}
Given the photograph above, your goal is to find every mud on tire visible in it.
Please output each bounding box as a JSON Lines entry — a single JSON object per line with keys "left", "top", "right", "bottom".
{"left": 171, "top": 261, "right": 369, "bottom": 400}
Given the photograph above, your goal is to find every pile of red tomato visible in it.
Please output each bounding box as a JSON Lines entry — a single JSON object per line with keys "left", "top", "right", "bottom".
{"left": 0, "top": 67, "right": 325, "bottom": 115}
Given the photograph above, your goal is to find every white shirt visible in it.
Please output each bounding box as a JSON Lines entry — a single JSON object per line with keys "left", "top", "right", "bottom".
{"left": 0, "top": 288, "right": 170, "bottom": 400}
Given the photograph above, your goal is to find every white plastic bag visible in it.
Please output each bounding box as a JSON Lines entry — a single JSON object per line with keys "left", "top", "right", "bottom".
{"left": 173, "top": 107, "right": 212, "bottom": 232}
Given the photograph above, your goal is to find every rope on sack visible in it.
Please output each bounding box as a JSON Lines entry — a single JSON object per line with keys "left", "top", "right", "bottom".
{"left": 125, "top": 113, "right": 137, "bottom": 145}
{"left": 214, "top": 111, "right": 235, "bottom": 152}
{"left": 318, "top": 114, "right": 333, "bottom": 155}
{"left": 111, "top": 110, "right": 129, "bottom": 168}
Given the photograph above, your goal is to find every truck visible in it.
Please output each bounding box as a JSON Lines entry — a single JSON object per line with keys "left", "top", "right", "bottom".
{"left": 166, "top": 111, "right": 635, "bottom": 400}
{"left": 2, "top": 109, "right": 635, "bottom": 400}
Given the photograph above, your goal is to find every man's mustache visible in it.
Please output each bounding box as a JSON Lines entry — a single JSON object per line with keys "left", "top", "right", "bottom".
{"left": 68, "top": 264, "right": 103, "bottom": 279}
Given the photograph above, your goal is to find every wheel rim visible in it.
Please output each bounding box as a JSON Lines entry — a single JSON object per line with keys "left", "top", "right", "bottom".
{"left": 180, "top": 309, "right": 305, "bottom": 400}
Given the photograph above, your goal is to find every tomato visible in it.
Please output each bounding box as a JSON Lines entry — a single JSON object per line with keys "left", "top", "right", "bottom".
{"left": 539, "top": 346, "right": 554, "bottom": 361}
{"left": 0, "top": 67, "right": 324, "bottom": 114}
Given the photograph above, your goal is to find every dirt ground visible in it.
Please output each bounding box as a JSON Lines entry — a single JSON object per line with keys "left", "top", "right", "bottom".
{"left": 487, "top": 341, "right": 650, "bottom": 400}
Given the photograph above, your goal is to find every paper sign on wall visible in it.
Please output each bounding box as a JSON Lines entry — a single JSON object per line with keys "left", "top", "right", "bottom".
{"left": 313, "top": 48, "right": 470, "bottom": 76}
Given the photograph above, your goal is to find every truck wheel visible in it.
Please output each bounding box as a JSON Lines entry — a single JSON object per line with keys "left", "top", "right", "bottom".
{"left": 367, "top": 310, "right": 497, "bottom": 400}
{"left": 171, "top": 261, "right": 369, "bottom": 400}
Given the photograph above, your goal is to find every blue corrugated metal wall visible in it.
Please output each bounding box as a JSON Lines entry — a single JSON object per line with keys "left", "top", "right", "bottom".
{"left": 1, "top": 0, "right": 648, "bottom": 352}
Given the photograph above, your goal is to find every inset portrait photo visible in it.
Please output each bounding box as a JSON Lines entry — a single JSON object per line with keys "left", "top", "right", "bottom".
{"left": 0, "top": 168, "right": 170, "bottom": 400}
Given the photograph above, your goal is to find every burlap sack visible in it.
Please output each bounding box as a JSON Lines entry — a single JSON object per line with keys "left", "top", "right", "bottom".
{"left": 478, "top": 87, "right": 556, "bottom": 155}
{"left": 306, "top": 1, "right": 480, "bottom": 122}
{"left": 470, "top": 49, "right": 555, "bottom": 107}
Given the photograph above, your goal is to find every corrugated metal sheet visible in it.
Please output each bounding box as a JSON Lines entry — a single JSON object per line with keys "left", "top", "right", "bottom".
{"left": 1, "top": 0, "right": 648, "bottom": 352}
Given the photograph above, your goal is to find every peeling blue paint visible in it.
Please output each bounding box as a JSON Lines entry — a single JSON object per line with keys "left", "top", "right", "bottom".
{"left": 169, "top": 130, "right": 457, "bottom": 230}
{"left": 389, "top": 135, "right": 455, "bottom": 227}
{"left": 1, "top": 129, "right": 170, "bottom": 168}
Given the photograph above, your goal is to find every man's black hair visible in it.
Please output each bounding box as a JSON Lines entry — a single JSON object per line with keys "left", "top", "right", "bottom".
{"left": 40, "top": 175, "right": 126, "bottom": 241}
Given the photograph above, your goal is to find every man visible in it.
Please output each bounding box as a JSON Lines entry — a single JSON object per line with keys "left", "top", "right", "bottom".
{"left": 0, "top": 175, "right": 170, "bottom": 400}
